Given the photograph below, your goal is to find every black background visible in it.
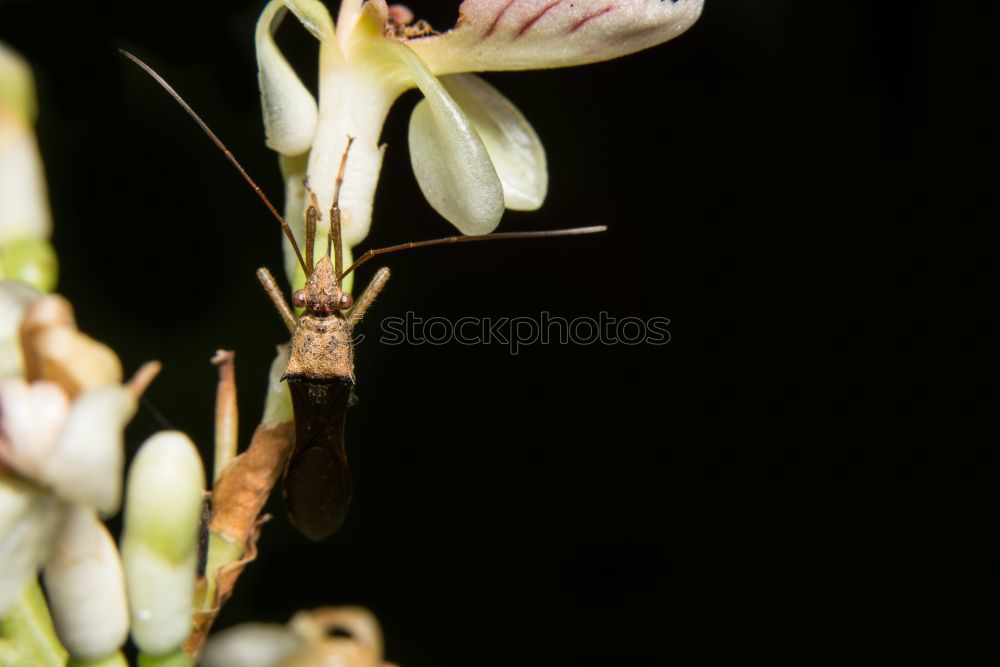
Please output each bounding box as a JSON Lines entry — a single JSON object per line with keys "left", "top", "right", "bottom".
{"left": 1, "top": 1, "right": 993, "bottom": 665}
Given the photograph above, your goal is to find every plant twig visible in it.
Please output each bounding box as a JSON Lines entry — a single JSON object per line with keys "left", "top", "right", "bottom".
{"left": 210, "top": 351, "right": 238, "bottom": 482}
{"left": 182, "top": 354, "right": 294, "bottom": 658}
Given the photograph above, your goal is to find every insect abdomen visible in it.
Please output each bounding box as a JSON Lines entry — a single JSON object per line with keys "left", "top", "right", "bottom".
{"left": 284, "top": 378, "right": 353, "bottom": 540}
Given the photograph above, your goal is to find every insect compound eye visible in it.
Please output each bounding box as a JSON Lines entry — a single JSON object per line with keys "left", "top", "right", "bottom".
{"left": 292, "top": 290, "right": 306, "bottom": 308}
{"left": 338, "top": 293, "right": 354, "bottom": 310}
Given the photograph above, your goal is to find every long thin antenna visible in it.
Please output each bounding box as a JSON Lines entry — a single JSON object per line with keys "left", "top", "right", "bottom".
{"left": 120, "top": 49, "right": 307, "bottom": 274}
{"left": 304, "top": 185, "right": 320, "bottom": 277}
{"left": 329, "top": 136, "right": 355, "bottom": 284}
{"left": 340, "top": 225, "right": 607, "bottom": 280}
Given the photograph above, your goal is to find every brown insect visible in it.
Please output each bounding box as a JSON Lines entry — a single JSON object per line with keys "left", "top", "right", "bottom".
{"left": 123, "top": 51, "right": 605, "bottom": 540}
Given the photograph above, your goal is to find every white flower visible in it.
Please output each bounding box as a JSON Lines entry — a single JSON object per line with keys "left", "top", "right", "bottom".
{"left": 0, "top": 288, "right": 157, "bottom": 659}
{"left": 256, "top": 0, "right": 703, "bottom": 285}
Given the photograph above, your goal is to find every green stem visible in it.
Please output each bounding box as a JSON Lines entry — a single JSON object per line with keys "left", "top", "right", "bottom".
{"left": 201, "top": 532, "right": 244, "bottom": 607}
{"left": 0, "top": 579, "right": 67, "bottom": 667}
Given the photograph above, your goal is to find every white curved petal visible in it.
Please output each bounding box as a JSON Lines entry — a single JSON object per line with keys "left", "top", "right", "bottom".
{"left": 408, "top": 94, "right": 504, "bottom": 233}
{"left": 373, "top": 33, "right": 503, "bottom": 234}
{"left": 42, "top": 506, "right": 128, "bottom": 660}
{"left": 39, "top": 386, "right": 136, "bottom": 515}
{"left": 282, "top": 0, "right": 337, "bottom": 41}
{"left": 0, "top": 475, "right": 60, "bottom": 616}
{"left": 409, "top": 0, "right": 704, "bottom": 74}
{"left": 255, "top": 0, "right": 322, "bottom": 155}
{"left": 0, "top": 378, "right": 68, "bottom": 480}
{"left": 439, "top": 73, "right": 546, "bottom": 210}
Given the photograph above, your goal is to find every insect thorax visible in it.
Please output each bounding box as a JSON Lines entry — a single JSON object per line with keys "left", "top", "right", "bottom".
{"left": 283, "top": 314, "right": 355, "bottom": 382}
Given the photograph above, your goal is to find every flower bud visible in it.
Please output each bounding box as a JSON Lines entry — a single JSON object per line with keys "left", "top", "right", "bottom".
{"left": 0, "top": 43, "right": 56, "bottom": 292}
{"left": 42, "top": 505, "right": 128, "bottom": 660}
{"left": 121, "top": 431, "right": 205, "bottom": 655}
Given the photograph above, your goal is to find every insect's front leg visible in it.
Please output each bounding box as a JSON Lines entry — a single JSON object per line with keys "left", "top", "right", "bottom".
{"left": 347, "top": 267, "right": 391, "bottom": 328}
{"left": 256, "top": 267, "right": 296, "bottom": 334}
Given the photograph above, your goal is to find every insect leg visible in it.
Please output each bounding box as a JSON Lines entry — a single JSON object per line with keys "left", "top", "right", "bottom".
{"left": 256, "top": 267, "right": 296, "bottom": 334}
{"left": 347, "top": 267, "right": 391, "bottom": 327}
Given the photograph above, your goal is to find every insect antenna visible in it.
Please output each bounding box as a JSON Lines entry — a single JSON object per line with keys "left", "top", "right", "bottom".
{"left": 119, "top": 49, "right": 308, "bottom": 274}
{"left": 339, "top": 225, "right": 608, "bottom": 280}
{"left": 329, "top": 137, "right": 355, "bottom": 285}
{"left": 304, "top": 186, "right": 320, "bottom": 277}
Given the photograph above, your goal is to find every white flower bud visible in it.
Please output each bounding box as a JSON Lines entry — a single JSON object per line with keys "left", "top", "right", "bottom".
{"left": 0, "top": 43, "right": 51, "bottom": 245}
{"left": 121, "top": 431, "right": 204, "bottom": 655}
{"left": 42, "top": 505, "right": 128, "bottom": 660}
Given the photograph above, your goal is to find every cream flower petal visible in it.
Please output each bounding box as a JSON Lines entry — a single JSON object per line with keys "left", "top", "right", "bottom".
{"left": 0, "top": 378, "right": 69, "bottom": 480}
{"left": 42, "top": 505, "right": 128, "bottom": 660}
{"left": 256, "top": 0, "right": 324, "bottom": 155}
{"left": 379, "top": 35, "right": 504, "bottom": 234}
{"left": 282, "top": 0, "right": 338, "bottom": 41}
{"left": 407, "top": 93, "right": 504, "bottom": 234}
{"left": 0, "top": 475, "right": 60, "bottom": 616}
{"left": 439, "top": 73, "right": 547, "bottom": 210}
{"left": 409, "top": 0, "right": 704, "bottom": 75}
{"left": 38, "top": 386, "right": 136, "bottom": 515}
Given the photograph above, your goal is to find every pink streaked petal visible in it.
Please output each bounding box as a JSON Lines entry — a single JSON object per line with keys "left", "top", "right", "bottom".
{"left": 408, "top": 0, "right": 704, "bottom": 74}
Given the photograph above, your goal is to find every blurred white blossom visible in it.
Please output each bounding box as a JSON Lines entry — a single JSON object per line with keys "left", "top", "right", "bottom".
{"left": 202, "top": 606, "right": 395, "bottom": 667}
{"left": 0, "top": 289, "right": 155, "bottom": 659}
